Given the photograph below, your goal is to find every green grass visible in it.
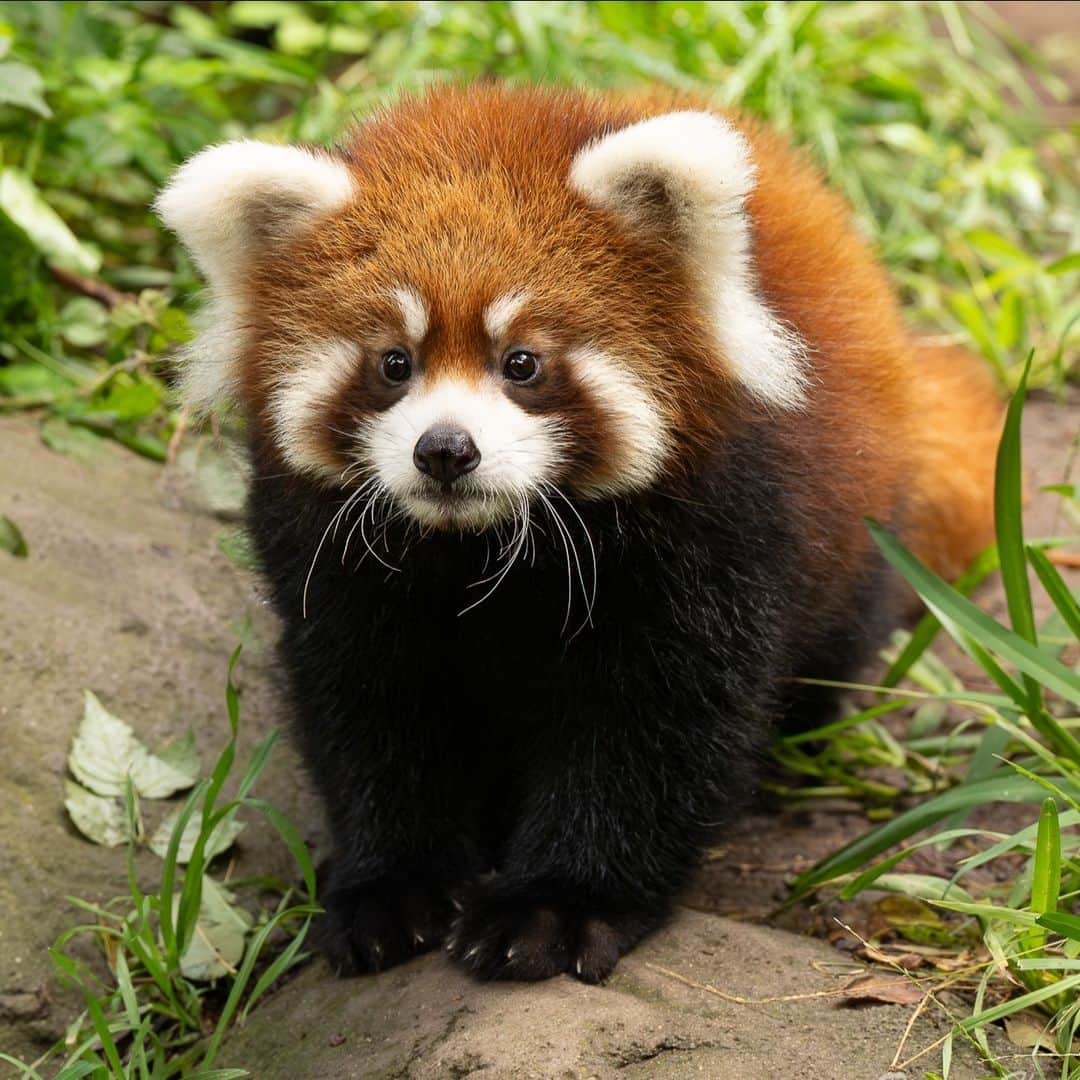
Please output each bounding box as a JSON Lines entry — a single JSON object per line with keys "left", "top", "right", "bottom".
{"left": 0, "top": 652, "right": 318, "bottom": 1080}
{"left": 783, "top": 360, "right": 1080, "bottom": 1076}
{"left": 0, "top": 0, "right": 1076, "bottom": 468}
{"left": 1, "top": 2, "right": 1078, "bottom": 1076}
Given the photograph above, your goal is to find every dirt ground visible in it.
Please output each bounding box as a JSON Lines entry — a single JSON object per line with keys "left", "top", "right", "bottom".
{"left": 1, "top": 390, "right": 1075, "bottom": 1078}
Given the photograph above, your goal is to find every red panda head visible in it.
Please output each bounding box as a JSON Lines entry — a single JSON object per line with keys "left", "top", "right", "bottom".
{"left": 156, "top": 86, "right": 806, "bottom": 530}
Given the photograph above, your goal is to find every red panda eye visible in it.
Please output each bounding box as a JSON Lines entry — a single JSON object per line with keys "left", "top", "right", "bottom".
{"left": 380, "top": 349, "right": 411, "bottom": 383}
{"left": 503, "top": 350, "right": 540, "bottom": 383}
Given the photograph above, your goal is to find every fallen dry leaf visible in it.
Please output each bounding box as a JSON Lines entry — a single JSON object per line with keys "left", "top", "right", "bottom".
{"left": 839, "top": 974, "right": 925, "bottom": 1007}
{"left": 1004, "top": 1011, "right": 1056, "bottom": 1050}
{"left": 857, "top": 945, "right": 926, "bottom": 970}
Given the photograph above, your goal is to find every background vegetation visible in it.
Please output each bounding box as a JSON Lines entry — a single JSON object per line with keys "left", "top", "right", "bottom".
{"left": 1, "top": 2, "right": 1077, "bottom": 1077}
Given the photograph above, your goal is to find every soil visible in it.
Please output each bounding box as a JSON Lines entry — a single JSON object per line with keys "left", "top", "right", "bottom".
{"left": 1, "top": 391, "right": 1075, "bottom": 1078}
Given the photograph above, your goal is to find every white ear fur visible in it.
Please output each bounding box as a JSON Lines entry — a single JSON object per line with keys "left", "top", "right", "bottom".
{"left": 155, "top": 140, "right": 354, "bottom": 288}
{"left": 155, "top": 140, "right": 354, "bottom": 411}
{"left": 569, "top": 112, "right": 808, "bottom": 409}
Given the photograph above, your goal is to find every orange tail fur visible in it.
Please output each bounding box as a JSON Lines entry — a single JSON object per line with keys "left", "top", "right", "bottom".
{"left": 905, "top": 341, "right": 1004, "bottom": 581}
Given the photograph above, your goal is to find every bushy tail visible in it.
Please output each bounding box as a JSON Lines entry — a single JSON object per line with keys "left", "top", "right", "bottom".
{"left": 905, "top": 340, "right": 1004, "bottom": 581}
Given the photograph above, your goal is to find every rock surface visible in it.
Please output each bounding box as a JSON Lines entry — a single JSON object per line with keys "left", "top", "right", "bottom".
{"left": 221, "top": 909, "right": 973, "bottom": 1079}
{"left": 1, "top": 395, "right": 1075, "bottom": 1077}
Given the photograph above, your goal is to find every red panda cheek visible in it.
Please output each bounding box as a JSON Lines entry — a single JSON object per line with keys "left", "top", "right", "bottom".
{"left": 562, "top": 348, "right": 672, "bottom": 497}
{"left": 265, "top": 339, "right": 389, "bottom": 481}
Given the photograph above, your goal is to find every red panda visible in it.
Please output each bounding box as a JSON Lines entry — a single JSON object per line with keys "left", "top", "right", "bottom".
{"left": 156, "top": 84, "right": 1002, "bottom": 983}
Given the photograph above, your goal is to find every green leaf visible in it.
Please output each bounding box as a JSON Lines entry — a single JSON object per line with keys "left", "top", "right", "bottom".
{"left": 994, "top": 354, "right": 1041, "bottom": 718}
{"left": 243, "top": 797, "right": 317, "bottom": 900}
{"left": 965, "top": 228, "right": 1037, "bottom": 268}
{"left": 1036, "top": 912, "right": 1080, "bottom": 943}
{"left": 880, "top": 547, "right": 998, "bottom": 687}
{"left": 63, "top": 780, "right": 129, "bottom": 847}
{"left": 955, "top": 809, "right": 1080, "bottom": 878}
{"left": 871, "top": 872, "right": 973, "bottom": 904}
{"left": 1027, "top": 546, "right": 1080, "bottom": 640}
{"left": 959, "top": 971, "right": 1080, "bottom": 1030}
{"left": 868, "top": 522, "right": 1080, "bottom": 708}
{"left": 0, "top": 513, "right": 28, "bottom": 557}
{"left": 68, "top": 690, "right": 198, "bottom": 798}
{"left": 1046, "top": 252, "right": 1080, "bottom": 275}
{"left": 177, "top": 442, "right": 249, "bottom": 520}
{"left": 932, "top": 899, "right": 1038, "bottom": 928}
{"left": 0, "top": 168, "right": 100, "bottom": 274}
{"left": 57, "top": 297, "right": 109, "bottom": 349}
{"left": 0, "top": 60, "right": 51, "bottom": 116}
{"left": 946, "top": 292, "right": 1002, "bottom": 375}
{"left": 155, "top": 730, "right": 201, "bottom": 783}
{"left": 791, "top": 774, "right": 1055, "bottom": 899}
{"left": 175, "top": 876, "right": 253, "bottom": 981}
{"left": 149, "top": 807, "right": 244, "bottom": 864}
{"left": 218, "top": 526, "right": 259, "bottom": 570}
{"left": 1031, "top": 798, "right": 1062, "bottom": 916}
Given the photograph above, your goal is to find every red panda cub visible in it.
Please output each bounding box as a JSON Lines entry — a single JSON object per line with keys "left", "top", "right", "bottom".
{"left": 157, "top": 85, "right": 1002, "bottom": 983}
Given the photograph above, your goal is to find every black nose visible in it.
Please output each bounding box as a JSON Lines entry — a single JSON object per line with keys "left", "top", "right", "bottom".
{"left": 413, "top": 425, "right": 481, "bottom": 484}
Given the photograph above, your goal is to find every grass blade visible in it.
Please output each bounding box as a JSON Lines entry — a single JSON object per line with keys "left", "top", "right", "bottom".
{"left": 789, "top": 773, "right": 1054, "bottom": 899}
{"left": 1027, "top": 545, "right": 1080, "bottom": 639}
{"left": 868, "top": 521, "right": 1080, "bottom": 709}
{"left": 1031, "top": 798, "right": 1062, "bottom": 917}
{"left": 994, "top": 353, "right": 1042, "bottom": 717}
{"left": 881, "top": 546, "right": 998, "bottom": 687}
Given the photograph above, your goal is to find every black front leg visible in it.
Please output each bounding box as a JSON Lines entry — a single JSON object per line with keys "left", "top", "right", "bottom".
{"left": 447, "top": 658, "right": 769, "bottom": 983}
{"left": 314, "top": 732, "right": 479, "bottom": 976}
{"left": 285, "top": 629, "right": 484, "bottom": 975}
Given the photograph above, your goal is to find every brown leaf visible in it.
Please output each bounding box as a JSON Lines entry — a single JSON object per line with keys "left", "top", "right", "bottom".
{"left": 1004, "top": 1012, "right": 1055, "bottom": 1050}
{"left": 857, "top": 944, "right": 926, "bottom": 970}
{"left": 839, "top": 974, "right": 925, "bottom": 1007}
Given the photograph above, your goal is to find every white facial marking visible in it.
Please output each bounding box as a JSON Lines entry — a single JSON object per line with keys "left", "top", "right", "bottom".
{"left": 568, "top": 347, "right": 670, "bottom": 494}
{"left": 155, "top": 140, "right": 354, "bottom": 412}
{"left": 360, "top": 377, "right": 566, "bottom": 530}
{"left": 390, "top": 285, "right": 429, "bottom": 344}
{"left": 269, "top": 339, "right": 360, "bottom": 477}
{"left": 483, "top": 289, "right": 529, "bottom": 342}
{"left": 570, "top": 111, "right": 808, "bottom": 410}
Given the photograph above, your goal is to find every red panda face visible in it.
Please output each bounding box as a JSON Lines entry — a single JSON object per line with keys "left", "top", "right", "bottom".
{"left": 258, "top": 257, "right": 678, "bottom": 531}
{"left": 156, "top": 87, "right": 809, "bottom": 531}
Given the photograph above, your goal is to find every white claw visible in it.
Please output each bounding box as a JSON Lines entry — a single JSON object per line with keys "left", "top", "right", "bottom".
{"left": 506, "top": 947, "right": 516, "bottom": 961}
{"left": 464, "top": 945, "right": 480, "bottom": 960}
{"left": 576, "top": 960, "right": 583, "bottom": 975}
{"left": 413, "top": 932, "right": 425, "bottom": 946}
{"left": 451, "top": 898, "right": 464, "bottom": 912}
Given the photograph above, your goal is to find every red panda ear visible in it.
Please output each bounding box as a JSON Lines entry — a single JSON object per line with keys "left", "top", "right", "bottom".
{"left": 569, "top": 112, "right": 807, "bottom": 409}
{"left": 154, "top": 141, "right": 354, "bottom": 412}
{"left": 154, "top": 140, "right": 354, "bottom": 292}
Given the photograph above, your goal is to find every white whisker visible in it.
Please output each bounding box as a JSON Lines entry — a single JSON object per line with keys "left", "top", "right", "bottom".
{"left": 302, "top": 487, "right": 365, "bottom": 619}
{"left": 536, "top": 489, "right": 575, "bottom": 634}
{"left": 548, "top": 485, "right": 597, "bottom": 633}
{"left": 459, "top": 491, "right": 531, "bottom": 616}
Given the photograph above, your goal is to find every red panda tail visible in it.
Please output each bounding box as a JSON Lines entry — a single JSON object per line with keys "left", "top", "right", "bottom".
{"left": 904, "top": 341, "right": 1004, "bottom": 582}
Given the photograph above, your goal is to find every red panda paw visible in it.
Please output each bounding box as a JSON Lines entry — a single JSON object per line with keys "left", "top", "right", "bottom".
{"left": 446, "top": 886, "right": 660, "bottom": 984}
{"left": 317, "top": 879, "right": 452, "bottom": 977}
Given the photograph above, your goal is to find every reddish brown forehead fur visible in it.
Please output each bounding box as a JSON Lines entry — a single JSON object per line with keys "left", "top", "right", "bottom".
{"left": 239, "top": 85, "right": 724, "bottom": 459}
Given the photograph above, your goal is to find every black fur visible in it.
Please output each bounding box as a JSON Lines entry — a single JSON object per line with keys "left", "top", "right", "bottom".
{"left": 247, "top": 419, "right": 899, "bottom": 983}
